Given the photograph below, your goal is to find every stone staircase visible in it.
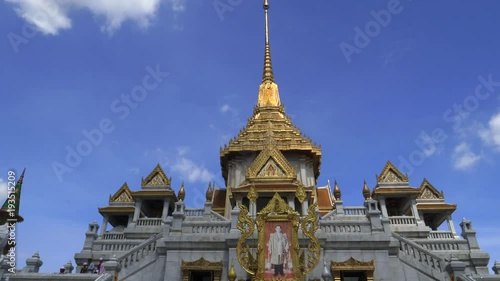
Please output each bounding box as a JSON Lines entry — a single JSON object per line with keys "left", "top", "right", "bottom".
{"left": 116, "top": 233, "right": 162, "bottom": 280}
{"left": 392, "top": 233, "right": 448, "bottom": 281}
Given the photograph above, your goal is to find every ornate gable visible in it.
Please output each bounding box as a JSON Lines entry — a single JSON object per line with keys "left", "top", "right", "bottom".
{"left": 245, "top": 136, "right": 296, "bottom": 182}
{"left": 377, "top": 161, "right": 408, "bottom": 183}
{"left": 141, "top": 164, "right": 172, "bottom": 187}
{"left": 109, "top": 182, "right": 134, "bottom": 203}
{"left": 418, "top": 178, "right": 444, "bottom": 199}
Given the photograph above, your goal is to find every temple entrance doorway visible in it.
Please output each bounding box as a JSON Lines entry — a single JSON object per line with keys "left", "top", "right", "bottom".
{"left": 189, "top": 270, "right": 213, "bottom": 281}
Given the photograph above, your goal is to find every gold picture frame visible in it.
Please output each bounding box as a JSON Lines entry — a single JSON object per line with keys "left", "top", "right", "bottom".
{"left": 255, "top": 193, "right": 301, "bottom": 281}
{"left": 237, "top": 192, "right": 320, "bottom": 281}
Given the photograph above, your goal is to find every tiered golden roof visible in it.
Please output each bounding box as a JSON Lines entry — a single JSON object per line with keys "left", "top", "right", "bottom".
{"left": 219, "top": 0, "right": 321, "bottom": 183}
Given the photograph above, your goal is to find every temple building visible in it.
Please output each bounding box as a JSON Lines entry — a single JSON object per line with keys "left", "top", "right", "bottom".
{"left": 2, "top": 1, "right": 500, "bottom": 281}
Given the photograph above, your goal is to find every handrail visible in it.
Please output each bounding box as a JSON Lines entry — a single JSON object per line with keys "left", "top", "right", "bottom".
{"left": 320, "top": 210, "right": 336, "bottom": 221}
{"left": 94, "top": 273, "right": 114, "bottom": 281}
{"left": 393, "top": 232, "right": 444, "bottom": 272}
{"left": 185, "top": 208, "right": 204, "bottom": 216}
{"left": 393, "top": 233, "right": 443, "bottom": 262}
{"left": 456, "top": 273, "right": 478, "bottom": 281}
{"left": 210, "top": 210, "right": 229, "bottom": 221}
{"left": 117, "top": 233, "right": 162, "bottom": 268}
{"left": 343, "top": 207, "right": 367, "bottom": 215}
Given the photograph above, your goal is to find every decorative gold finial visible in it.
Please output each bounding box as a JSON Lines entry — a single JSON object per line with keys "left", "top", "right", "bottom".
{"left": 228, "top": 259, "right": 237, "bottom": 281}
{"left": 178, "top": 182, "right": 185, "bottom": 201}
{"left": 333, "top": 180, "right": 341, "bottom": 200}
{"left": 363, "top": 180, "right": 371, "bottom": 200}
{"left": 206, "top": 182, "right": 214, "bottom": 202}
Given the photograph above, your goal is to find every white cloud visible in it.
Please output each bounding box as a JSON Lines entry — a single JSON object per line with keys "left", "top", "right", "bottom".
{"left": 176, "top": 146, "right": 190, "bottom": 156}
{"left": 452, "top": 142, "right": 482, "bottom": 170}
{"left": 128, "top": 167, "right": 140, "bottom": 174}
{"left": 479, "top": 112, "right": 500, "bottom": 151}
{"left": 169, "top": 146, "right": 213, "bottom": 183}
{"left": 220, "top": 104, "right": 231, "bottom": 113}
{"left": 418, "top": 131, "right": 443, "bottom": 157}
{"left": 146, "top": 147, "right": 214, "bottom": 183}
{"left": 5, "top": 0, "right": 185, "bottom": 35}
{"left": 170, "top": 157, "right": 213, "bottom": 183}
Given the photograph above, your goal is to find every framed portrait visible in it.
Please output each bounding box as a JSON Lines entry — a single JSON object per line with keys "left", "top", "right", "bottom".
{"left": 255, "top": 194, "right": 301, "bottom": 281}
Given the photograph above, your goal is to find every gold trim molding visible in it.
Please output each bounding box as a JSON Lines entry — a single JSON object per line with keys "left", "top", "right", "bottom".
{"left": 181, "top": 257, "right": 223, "bottom": 281}
{"left": 330, "top": 258, "right": 374, "bottom": 281}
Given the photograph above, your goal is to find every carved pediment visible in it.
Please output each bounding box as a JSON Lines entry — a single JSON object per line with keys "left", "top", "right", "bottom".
{"left": 141, "top": 164, "right": 172, "bottom": 187}
{"left": 245, "top": 137, "right": 296, "bottom": 182}
{"left": 377, "top": 161, "right": 408, "bottom": 183}
{"left": 257, "top": 158, "right": 286, "bottom": 177}
{"left": 418, "top": 178, "right": 444, "bottom": 199}
{"left": 331, "top": 257, "right": 374, "bottom": 271}
{"left": 109, "top": 182, "right": 134, "bottom": 203}
{"left": 181, "top": 257, "right": 223, "bottom": 269}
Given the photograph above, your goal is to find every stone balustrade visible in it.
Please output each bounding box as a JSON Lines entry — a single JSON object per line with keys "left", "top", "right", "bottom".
{"left": 389, "top": 216, "right": 417, "bottom": 225}
{"left": 320, "top": 222, "right": 365, "bottom": 233}
{"left": 419, "top": 242, "right": 461, "bottom": 251}
{"left": 97, "top": 241, "right": 141, "bottom": 251}
{"left": 102, "top": 233, "right": 125, "bottom": 240}
{"left": 185, "top": 208, "right": 204, "bottom": 216}
{"left": 393, "top": 233, "right": 444, "bottom": 273}
{"left": 428, "top": 231, "right": 454, "bottom": 239}
{"left": 136, "top": 218, "right": 163, "bottom": 226}
{"left": 184, "top": 222, "right": 231, "bottom": 234}
{"left": 118, "top": 234, "right": 161, "bottom": 269}
{"left": 343, "top": 207, "right": 367, "bottom": 216}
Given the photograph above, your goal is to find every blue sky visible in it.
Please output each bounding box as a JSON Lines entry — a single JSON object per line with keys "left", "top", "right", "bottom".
{"left": 1, "top": 0, "right": 500, "bottom": 274}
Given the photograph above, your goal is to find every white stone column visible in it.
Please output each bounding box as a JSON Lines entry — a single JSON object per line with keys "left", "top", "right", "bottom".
{"left": 162, "top": 199, "right": 170, "bottom": 219}
{"left": 410, "top": 199, "right": 421, "bottom": 220}
{"left": 287, "top": 194, "right": 295, "bottom": 210}
{"left": 379, "top": 198, "right": 389, "bottom": 218}
{"left": 100, "top": 215, "right": 109, "bottom": 236}
{"left": 302, "top": 199, "right": 309, "bottom": 216}
{"left": 133, "top": 199, "right": 143, "bottom": 221}
{"left": 447, "top": 214, "right": 458, "bottom": 237}
{"left": 251, "top": 201, "right": 256, "bottom": 218}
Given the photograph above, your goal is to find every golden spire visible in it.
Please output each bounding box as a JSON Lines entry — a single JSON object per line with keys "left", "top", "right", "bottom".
{"left": 206, "top": 182, "right": 214, "bottom": 202}
{"left": 333, "top": 180, "right": 341, "bottom": 201}
{"left": 178, "top": 182, "right": 185, "bottom": 201}
{"left": 363, "top": 180, "right": 371, "bottom": 200}
{"left": 262, "top": 0, "right": 273, "bottom": 83}
{"left": 257, "top": 0, "right": 281, "bottom": 107}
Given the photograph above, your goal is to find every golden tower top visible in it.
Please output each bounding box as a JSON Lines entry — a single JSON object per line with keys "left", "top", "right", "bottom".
{"left": 220, "top": 1, "right": 322, "bottom": 185}
{"left": 257, "top": 0, "right": 281, "bottom": 107}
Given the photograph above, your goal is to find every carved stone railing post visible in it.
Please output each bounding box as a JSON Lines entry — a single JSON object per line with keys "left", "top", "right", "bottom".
{"left": 103, "top": 255, "right": 121, "bottom": 278}
{"left": 460, "top": 218, "right": 480, "bottom": 250}
{"left": 335, "top": 200, "right": 344, "bottom": 216}
{"left": 25, "top": 252, "right": 43, "bottom": 273}
{"left": 492, "top": 261, "right": 500, "bottom": 275}
{"left": 64, "top": 260, "right": 74, "bottom": 273}
{"left": 171, "top": 201, "right": 186, "bottom": 234}
{"left": 445, "top": 257, "right": 466, "bottom": 278}
{"left": 365, "top": 199, "right": 383, "bottom": 233}
{"left": 84, "top": 221, "right": 99, "bottom": 251}
{"left": 230, "top": 205, "right": 240, "bottom": 233}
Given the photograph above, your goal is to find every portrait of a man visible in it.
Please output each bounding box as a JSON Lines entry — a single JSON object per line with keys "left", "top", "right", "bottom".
{"left": 265, "top": 222, "right": 292, "bottom": 278}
